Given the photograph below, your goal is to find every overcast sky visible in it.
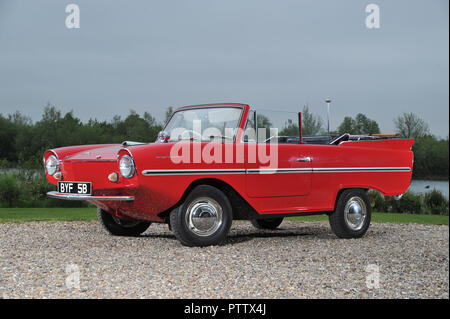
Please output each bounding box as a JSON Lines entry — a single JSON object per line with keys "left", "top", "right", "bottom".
{"left": 0, "top": 0, "right": 448, "bottom": 137}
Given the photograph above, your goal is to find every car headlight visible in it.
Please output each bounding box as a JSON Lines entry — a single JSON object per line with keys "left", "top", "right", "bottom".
{"left": 119, "top": 155, "right": 135, "bottom": 178}
{"left": 45, "top": 155, "right": 59, "bottom": 176}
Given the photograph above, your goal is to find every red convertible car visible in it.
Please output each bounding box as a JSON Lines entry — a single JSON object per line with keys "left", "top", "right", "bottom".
{"left": 45, "top": 103, "right": 414, "bottom": 246}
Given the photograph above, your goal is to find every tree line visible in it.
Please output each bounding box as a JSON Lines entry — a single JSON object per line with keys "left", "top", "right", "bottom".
{"left": 0, "top": 103, "right": 448, "bottom": 180}
{"left": 0, "top": 104, "right": 167, "bottom": 169}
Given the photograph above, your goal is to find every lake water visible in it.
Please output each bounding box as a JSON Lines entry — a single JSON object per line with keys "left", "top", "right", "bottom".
{"left": 408, "top": 180, "right": 449, "bottom": 199}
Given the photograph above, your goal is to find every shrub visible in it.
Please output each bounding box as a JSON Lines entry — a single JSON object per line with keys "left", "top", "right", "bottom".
{"left": 424, "top": 190, "right": 449, "bottom": 215}
{"left": 393, "top": 191, "right": 424, "bottom": 214}
{"left": 383, "top": 196, "right": 398, "bottom": 213}
{"left": 0, "top": 170, "right": 88, "bottom": 208}
{"left": 0, "top": 174, "right": 21, "bottom": 207}
{"left": 368, "top": 190, "right": 388, "bottom": 212}
{"left": 369, "top": 189, "right": 449, "bottom": 215}
{"left": 21, "top": 173, "right": 88, "bottom": 208}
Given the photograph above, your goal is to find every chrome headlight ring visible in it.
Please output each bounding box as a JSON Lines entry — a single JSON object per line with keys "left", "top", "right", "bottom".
{"left": 119, "top": 154, "right": 135, "bottom": 178}
{"left": 45, "top": 155, "right": 59, "bottom": 176}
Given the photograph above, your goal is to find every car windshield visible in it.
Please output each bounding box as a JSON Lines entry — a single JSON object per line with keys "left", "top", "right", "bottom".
{"left": 164, "top": 107, "right": 243, "bottom": 142}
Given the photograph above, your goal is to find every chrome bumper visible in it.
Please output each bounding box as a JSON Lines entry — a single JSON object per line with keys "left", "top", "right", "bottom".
{"left": 47, "top": 191, "right": 134, "bottom": 201}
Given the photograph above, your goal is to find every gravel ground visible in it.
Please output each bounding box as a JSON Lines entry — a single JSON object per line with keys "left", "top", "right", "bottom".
{"left": 0, "top": 221, "right": 448, "bottom": 299}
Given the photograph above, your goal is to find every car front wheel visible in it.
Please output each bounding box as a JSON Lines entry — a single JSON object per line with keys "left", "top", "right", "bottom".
{"left": 97, "top": 208, "right": 151, "bottom": 236}
{"left": 329, "top": 189, "right": 371, "bottom": 238}
{"left": 170, "top": 185, "right": 233, "bottom": 247}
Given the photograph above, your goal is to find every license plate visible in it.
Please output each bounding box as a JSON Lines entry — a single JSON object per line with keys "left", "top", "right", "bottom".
{"left": 58, "top": 182, "right": 92, "bottom": 195}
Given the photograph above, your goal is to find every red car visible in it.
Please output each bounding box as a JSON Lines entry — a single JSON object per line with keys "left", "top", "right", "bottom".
{"left": 45, "top": 103, "right": 414, "bottom": 246}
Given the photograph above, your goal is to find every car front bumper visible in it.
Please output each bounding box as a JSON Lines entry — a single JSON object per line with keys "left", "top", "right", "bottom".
{"left": 47, "top": 191, "right": 134, "bottom": 201}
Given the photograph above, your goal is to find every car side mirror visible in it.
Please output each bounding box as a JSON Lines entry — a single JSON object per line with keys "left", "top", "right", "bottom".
{"left": 157, "top": 131, "right": 170, "bottom": 143}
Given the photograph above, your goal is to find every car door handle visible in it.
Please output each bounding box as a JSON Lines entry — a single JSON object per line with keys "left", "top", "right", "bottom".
{"left": 296, "top": 157, "right": 311, "bottom": 162}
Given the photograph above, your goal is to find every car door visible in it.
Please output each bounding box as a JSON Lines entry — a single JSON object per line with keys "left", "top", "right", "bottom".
{"left": 245, "top": 143, "right": 312, "bottom": 197}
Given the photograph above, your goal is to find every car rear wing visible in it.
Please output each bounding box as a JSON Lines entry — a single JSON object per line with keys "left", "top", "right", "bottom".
{"left": 340, "top": 137, "right": 415, "bottom": 151}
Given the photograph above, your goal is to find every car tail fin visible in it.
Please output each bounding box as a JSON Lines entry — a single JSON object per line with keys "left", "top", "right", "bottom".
{"left": 341, "top": 138, "right": 415, "bottom": 150}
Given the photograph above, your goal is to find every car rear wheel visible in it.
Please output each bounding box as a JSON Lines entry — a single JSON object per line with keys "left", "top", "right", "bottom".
{"left": 170, "top": 185, "right": 233, "bottom": 247}
{"left": 250, "top": 218, "right": 283, "bottom": 230}
{"left": 329, "top": 189, "right": 371, "bottom": 238}
{"left": 97, "top": 208, "right": 151, "bottom": 236}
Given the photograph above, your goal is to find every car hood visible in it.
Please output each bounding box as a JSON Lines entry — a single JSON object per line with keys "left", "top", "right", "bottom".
{"left": 61, "top": 145, "right": 124, "bottom": 162}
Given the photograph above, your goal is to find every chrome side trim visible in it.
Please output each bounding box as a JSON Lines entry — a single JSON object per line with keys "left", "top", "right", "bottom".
{"left": 121, "top": 141, "right": 146, "bottom": 146}
{"left": 246, "top": 168, "right": 312, "bottom": 174}
{"left": 142, "top": 169, "right": 246, "bottom": 176}
{"left": 47, "top": 191, "right": 134, "bottom": 201}
{"left": 312, "top": 167, "right": 411, "bottom": 173}
{"left": 141, "top": 167, "right": 411, "bottom": 176}
{"left": 62, "top": 160, "right": 117, "bottom": 163}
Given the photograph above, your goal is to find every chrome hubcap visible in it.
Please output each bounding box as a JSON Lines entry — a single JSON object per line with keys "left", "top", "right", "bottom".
{"left": 344, "top": 197, "right": 367, "bottom": 231}
{"left": 185, "top": 197, "right": 223, "bottom": 237}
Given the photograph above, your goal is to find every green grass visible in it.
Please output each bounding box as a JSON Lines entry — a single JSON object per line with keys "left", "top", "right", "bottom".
{"left": 0, "top": 208, "right": 448, "bottom": 225}
{"left": 0, "top": 207, "right": 97, "bottom": 223}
